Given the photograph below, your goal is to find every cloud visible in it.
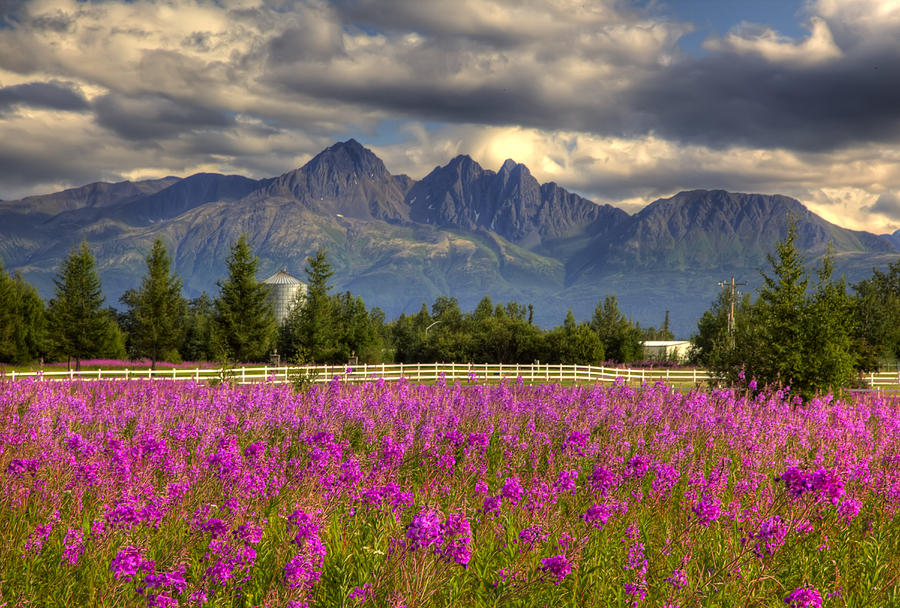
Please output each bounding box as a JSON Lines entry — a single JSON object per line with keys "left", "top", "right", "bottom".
{"left": 868, "top": 191, "right": 900, "bottom": 221}
{"left": 93, "top": 92, "right": 235, "bottom": 140}
{"left": 0, "top": 79, "right": 88, "bottom": 112}
{"left": 2, "top": 0, "right": 900, "bottom": 234}
{"left": 703, "top": 17, "right": 842, "bottom": 66}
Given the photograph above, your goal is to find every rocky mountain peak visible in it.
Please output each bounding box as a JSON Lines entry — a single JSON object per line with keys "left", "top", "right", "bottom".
{"left": 302, "top": 138, "right": 389, "bottom": 180}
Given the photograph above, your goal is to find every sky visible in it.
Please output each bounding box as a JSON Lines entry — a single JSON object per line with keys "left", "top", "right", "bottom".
{"left": 2, "top": 0, "right": 900, "bottom": 233}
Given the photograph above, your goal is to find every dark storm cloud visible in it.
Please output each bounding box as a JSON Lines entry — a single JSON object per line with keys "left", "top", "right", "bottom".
{"left": 268, "top": 67, "right": 553, "bottom": 130}
{"left": 869, "top": 193, "right": 900, "bottom": 221}
{"left": 265, "top": 4, "right": 900, "bottom": 155}
{"left": 0, "top": 80, "right": 88, "bottom": 112}
{"left": 624, "top": 48, "right": 900, "bottom": 152}
{"left": 93, "top": 92, "right": 236, "bottom": 141}
{"left": 0, "top": 0, "right": 26, "bottom": 25}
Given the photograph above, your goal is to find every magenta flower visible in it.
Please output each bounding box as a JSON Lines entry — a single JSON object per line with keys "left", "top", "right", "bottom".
{"left": 692, "top": 495, "right": 721, "bottom": 526}
{"left": 501, "top": 476, "right": 525, "bottom": 506}
{"left": 110, "top": 546, "right": 150, "bottom": 582}
{"left": 62, "top": 527, "right": 85, "bottom": 566}
{"left": 405, "top": 509, "right": 443, "bottom": 549}
{"left": 784, "top": 586, "right": 823, "bottom": 608}
{"left": 539, "top": 554, "right": 572, "bottom": 584}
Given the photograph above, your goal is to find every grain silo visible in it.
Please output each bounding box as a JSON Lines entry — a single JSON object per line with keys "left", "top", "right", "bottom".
{"left": 262, "top": 269, "right": 307, "bottom": 325}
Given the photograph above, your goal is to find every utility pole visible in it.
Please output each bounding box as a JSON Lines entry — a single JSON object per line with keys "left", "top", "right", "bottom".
{"left": 717, "top": 275, "right": 747, "bottom": 349}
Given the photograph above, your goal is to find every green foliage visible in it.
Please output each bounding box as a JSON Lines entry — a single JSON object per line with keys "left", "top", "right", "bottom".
{"left": 590, "top": 296, "right": 643, "bottom": 363}
{"left": 120, "top": 239, "right": 186, "bottom": 369}
{"left": 0, "top": 260, "right": 46, "bottom": 364}
{"left": 641, "top": 310, "right": 675, "bottom": 341}
{"left": 546, "top": 310, "right": 605, "bottom": 364}
{"left": 694, "top": 222, "right": 858, "bottom": 396}
{"left": 213, "top": 235, "right": 277, "bottom": 363}
{"left": 279, "top": 250, "right": 388, "bottom": 365}
{"left": 853, "top": 256, "right": 900, "bottom": 366}
{"left": 180, "top": 293, "right": 216, "bottom": 362}
{"left": 46, "top": 241, "right": 122, "bottom": 370}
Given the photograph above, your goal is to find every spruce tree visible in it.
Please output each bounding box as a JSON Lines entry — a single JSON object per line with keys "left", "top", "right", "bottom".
{"left": 213, "top": 235, "right": 276, "bottom": 362}
{"left": 754, "top": 220, "right": 809, "bottom": 387}
{"left": 0, "top": 261, "right": 46, "bottom": 364}
{"left": 47, "top": 241, "right": 111, "bottom": 370}
{"left": 280, "top": 249, "right": 337, "bottom": 362}
{"left": 122, "top": 239, "right": 186, "bottom": 369}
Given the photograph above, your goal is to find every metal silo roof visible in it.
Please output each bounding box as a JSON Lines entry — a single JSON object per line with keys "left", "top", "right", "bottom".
{"left": 262, "top": 269, "right": 304, "bottom": 285}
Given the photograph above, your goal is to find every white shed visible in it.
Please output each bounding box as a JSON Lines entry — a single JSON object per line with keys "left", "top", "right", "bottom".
{"left": 641, "top": 340, "right": 692, "bottom": 362}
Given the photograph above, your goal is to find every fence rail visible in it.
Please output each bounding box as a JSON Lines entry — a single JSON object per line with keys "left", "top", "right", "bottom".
{"left": 2, "top": 362, "right": 898, "bottom": 389}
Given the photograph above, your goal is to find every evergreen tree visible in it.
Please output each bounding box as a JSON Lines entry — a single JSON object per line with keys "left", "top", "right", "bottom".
{"left": 332, "top": 291, "right": 384, "bottom": 363}
{"left": 695, "top": 221, "right": 858, "bottom": 396}
{"left": 181, "top": 293, "right": 215, "bottom": 362}
{"left": 752, "top": 220, "right": 809, "bottom": 388}
{"left": 280, "top": 249, "right": 337, "bottom": 362}
{"left": 803, "top": 253, "right": 857, "bottom": 391}
{"left": 853, "top": 257, "right": 900, "bottom": 366}
{"left": 47, "top": 241, "right": 115, "bottom": 370}
{"left": 691, "top": 289, "right": 751, "bottom": 369}
{"left": 213, "top": 235, "right": 276, "bottom": 362}
{"left": 590, "top": 295, "right": 642, "bottom": 363}
{"left": 0, "top": 262, "right": 46, "bottom": 364}
{"left": 121, "top": 239, "right": 186, "bottom": 368}
{"left": 390, "top": 303, "right": 431, "bottom": 363}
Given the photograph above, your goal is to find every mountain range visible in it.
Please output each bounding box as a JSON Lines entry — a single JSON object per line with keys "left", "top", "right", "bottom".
{"left": 2, "top": 139, "right": 898, "bottom": 337}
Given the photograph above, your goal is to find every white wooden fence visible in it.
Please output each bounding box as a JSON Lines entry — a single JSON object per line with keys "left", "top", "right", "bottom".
{"left": 2, "top": 362, "right": 899, "bottom": 389}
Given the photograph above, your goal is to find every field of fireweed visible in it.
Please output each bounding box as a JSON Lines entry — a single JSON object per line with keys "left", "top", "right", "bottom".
{"left": 2, "top": 377, "right": 900, "bottom": 608}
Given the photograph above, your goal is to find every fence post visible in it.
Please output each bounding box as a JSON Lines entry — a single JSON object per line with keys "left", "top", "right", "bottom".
{"left": 242, "top": 367, "right": 246, "bottom": 384}
{"left": 11, "top": 370, "right": 15, "bottom": 382}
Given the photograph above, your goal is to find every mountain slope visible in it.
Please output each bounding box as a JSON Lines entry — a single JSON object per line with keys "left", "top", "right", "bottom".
{"left": 261, "top": 139, "right": 411, "bottom": 222}
{"left": 407, "top": 155, "right": 628, "bottom": 249}
{"left": 1, "top": 142, "right": 898, "bottom": 335}
{"left": 570, "top": 190, "right": 896, "bottom": 280}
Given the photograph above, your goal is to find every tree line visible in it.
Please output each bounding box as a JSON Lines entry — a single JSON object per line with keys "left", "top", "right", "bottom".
{"left": 4, "top": 224, "right": 898, "bottom": 396}
{"left": 0, "top": 236, "right": 674, "bottom": 369}
{"left": 690, "top": 220, "right": 900, "bottom": 397}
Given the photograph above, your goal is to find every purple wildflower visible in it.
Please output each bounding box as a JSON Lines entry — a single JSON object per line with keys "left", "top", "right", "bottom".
{"left": 624, "top": 455, "right": 650, "bottom": 480}
{"left": 482, "top": 494, "right": 502, "bottom": 515}
{"left": 583, "top": 502, "right": 613, "bottom": 530}
{"left": 62, "top": 527, "right": 85, "bottom": 566}
{"left": 110, "top": 546, "right": 150, "bottom": 582}
{"left": 665, "top": 568, "right": 688, "bottom": 590}
{"left": 778, "top": 467, "right": 845, "bottom": 504}
{"left": 405, "top": 509, "right": 443, "bottom": 549}
{"left": 784, "top": 586, "right": 823, "bottom": 608}
{"left": 501, "top": 476, "right": 525, "bottom": 506}
{"left": 692, "top": 495, "right": 721, "bottom": 526}
{"left": 589, "top": 465, "right": 618, "bottom": 495}
{"left": 439, "top": 511, "right": 472, "bottom": 567}
{"left": 749, "top": 515, "right": 788, "bottom": 558}
{"left": 554, "top": 469, "right": 579, "bottom": 494}
{"left": 539, "top": 554, "right": 572, "bottom": 584}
